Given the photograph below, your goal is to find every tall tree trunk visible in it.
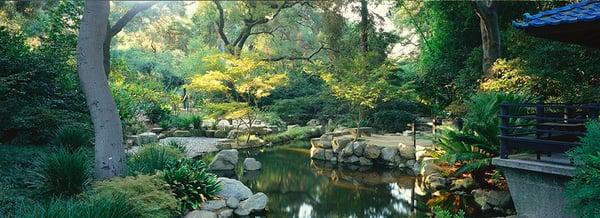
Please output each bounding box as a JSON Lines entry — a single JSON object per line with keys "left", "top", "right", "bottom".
{"left": 77, "top": 0, "right": 126, "bottom": 180}
{"left": 360, "top": 0, "right": 369, "bottom": 53}
{"left": 472, "top": 0, "right": 501, "bottom": 78}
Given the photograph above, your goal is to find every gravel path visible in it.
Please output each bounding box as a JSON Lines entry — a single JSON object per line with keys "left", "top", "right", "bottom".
{"left": 160, "top": 137, "right": 220, "bottom": 157}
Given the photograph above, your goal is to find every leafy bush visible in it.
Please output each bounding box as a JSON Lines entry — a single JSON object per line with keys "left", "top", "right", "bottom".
{"left": 372, "top": 110, "right": 415, "bottom": 133}
{"left": 263, "top": 126, "right": 321, "bottom": 144}
{"left": 162, "top": 113, "right": 203, "bottom": 130}
{"left": 128, "top": 144, "right": 184, "bottom": 175}
{"left": 21, "top": 193, "right": 140, "bottom": 218}
{"left": 432, "top": 205, "right": 465, "bottom": 218}
{"left": 163, "top": 159, "right": 221, "bottom": 210}
{"left": 53, "top": 123, "right": 93, "bottom": 152}
{"left": 565, "top": 121, "right": 600, "bottom": 217}
{"left": 92, "top": 174, "right": 178, "bottom": 218}
{"left": 34, "top": 148, "right": 91, "bottom": 196}
{"left": 437, "top": 92, "right": 533, "bottom": 182}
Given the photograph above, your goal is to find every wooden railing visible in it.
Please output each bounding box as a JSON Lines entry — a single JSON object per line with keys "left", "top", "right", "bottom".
{"left": 499, "top": 103, "right": 600, "bottom": 159}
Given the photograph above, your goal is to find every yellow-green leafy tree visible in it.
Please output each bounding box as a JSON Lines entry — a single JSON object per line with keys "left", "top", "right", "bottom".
{"left": 319, "top": 55, "right": 414, "bottom": 139}
{"left": 187, "top": 53, "right": 287, "bottom": 143}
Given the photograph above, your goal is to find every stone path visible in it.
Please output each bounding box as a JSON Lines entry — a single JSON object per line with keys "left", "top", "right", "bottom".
{"left": 160, "top": 137, "right": 220, "bottom": 157}
{"left": 363, "top": 134, "right": 434, "bottom": 148}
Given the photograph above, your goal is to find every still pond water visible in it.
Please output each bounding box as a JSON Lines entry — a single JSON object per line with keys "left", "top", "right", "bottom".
{"left": 222, "top": 142, "right": 429, "bottom": 218}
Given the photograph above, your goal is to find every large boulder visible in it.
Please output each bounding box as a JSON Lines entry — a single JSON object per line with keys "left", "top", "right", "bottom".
{"left": 310, "top": 147, "right": 326, "bottom": 160}
{"left": 226, "top": 197, "right": 239, "bottom": 209}
{"left": 319, "top": 134, "right": 333, "bottom": 148}
{"left": 217, "top": 177, "right": 253, "bottom": 200}
{"left": 352, "top": 141, "right": 367, "bottom": 156}
{"left": 398, "top": 143, "right": 416, "bottom": 160}
{"left": 358, "top": 157, "right": 373, "bottom": 166}
{"left": 332, "top": 136, "right": 352, "bottom": 153}
{"left": 310, "top": 138, "right": 323, "bottom": 148}
{"left": 234, "top": 192, "right": 268, "bottom": 216}
{"left": 209, "top": 149, "right": 239, "bottom": 171}
{"left": 472, "top": 189, "right": 513, "bottom": 209}
{"left": 380, "top": 147, "right": 398, "bottom": 162}
{"left": 136, "top": 132, "right": 158, "bottom": 146}
{"left": 341, "top": 143, "right": 354, "bottom": 157}
{"left": 243, "top": 158, "right": 262, "bottom": 171}
{"left": 425, "top": 173, "right": 449, "bottom": 191}
{"left": 324, "top": 149, "right": 336, "bottom": 162}
{"left": 185, "top": 210, "right": 217, "bottom": 218}
{"left": 218, "top": 209, "right": 233, "bottom": 218}
{"left": 364, "top": 144, "right": 381, "bottom": 159}
{"left": 342, "top": 155, "right": 360, "bottom": 164}
{"left": 201, "top": 199, "right": 226, "bottom": 211}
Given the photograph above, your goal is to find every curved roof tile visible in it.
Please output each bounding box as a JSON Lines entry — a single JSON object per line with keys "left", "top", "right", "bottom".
{"left": 513, "top": 0, "right": 600, "bottom": 29}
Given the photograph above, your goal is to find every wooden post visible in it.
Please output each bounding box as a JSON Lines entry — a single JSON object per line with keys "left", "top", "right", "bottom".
{"left": 499, "top": 103, "right": 510, "bottom": 159}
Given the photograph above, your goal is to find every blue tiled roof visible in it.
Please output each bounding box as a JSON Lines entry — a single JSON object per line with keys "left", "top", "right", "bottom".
{"left": 513, "top": 0, "right": 600, "bottom": 29}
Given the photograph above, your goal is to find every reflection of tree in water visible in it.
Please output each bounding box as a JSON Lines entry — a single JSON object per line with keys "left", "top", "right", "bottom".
{"left": 238, "top": 147, "right": 416, "bottom": 217}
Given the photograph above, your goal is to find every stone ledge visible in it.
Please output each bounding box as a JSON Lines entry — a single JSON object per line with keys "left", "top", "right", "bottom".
{"left": 492, "top": 154, "right": 574, "bottom": 177}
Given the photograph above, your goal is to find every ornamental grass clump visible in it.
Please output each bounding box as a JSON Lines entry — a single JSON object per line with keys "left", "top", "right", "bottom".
{"left": 53, "top": 123, "right": 93, "bottom": 153}
{"left": 163, "top": 159, "right": 221, "bottom": 210}
{"left": 128, "top": 143, "right": 185, "bottom": 175}
{"left": 21, "top": 193, "right": 139, "bottom": 218}
{"left": 34, "top": 148, "right": 92, "bottom": 196}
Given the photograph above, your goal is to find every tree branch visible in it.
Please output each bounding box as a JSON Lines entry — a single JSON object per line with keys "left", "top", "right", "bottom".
{"left": 262, "top": 44, "right": 332, "bottom": 62}
{"left": 110, "top": 2, "right": 157, "bottom": 37}
{"left": 213, "top": 0, "right": 230, "bottom": 46}
{"left": 249, "top": 26, "right": 281, "bottom": 37}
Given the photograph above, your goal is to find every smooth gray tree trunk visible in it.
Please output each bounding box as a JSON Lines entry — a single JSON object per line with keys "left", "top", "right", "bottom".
{"left": 76, "top": 0, "right": 126, "bottom": 180}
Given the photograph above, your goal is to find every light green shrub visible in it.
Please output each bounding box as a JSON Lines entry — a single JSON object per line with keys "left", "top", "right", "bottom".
{"left": 92, "top": 174, "right": 178, "bottom": 218}
{"left": 128, "top": 144, "right": 184, "bottom": 175}
{"left": 263, "top": 126, "right": 320, "bottom": 144}
{"left": 163, "top": 159, "right": 221, "bottom": 210}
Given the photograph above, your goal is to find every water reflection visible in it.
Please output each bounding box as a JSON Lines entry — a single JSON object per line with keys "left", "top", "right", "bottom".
{"left": 234, "top": 146, "right": 422, "bottom": 218}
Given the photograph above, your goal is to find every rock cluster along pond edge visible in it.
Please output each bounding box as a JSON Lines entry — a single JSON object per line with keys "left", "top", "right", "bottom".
{"left": 309, "top": 132, "right": 416, "bottom": 170}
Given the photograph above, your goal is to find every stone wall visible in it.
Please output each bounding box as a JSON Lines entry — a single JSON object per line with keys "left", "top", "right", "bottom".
{"left": 309, "top": 132, "right": 416, "bottom": 170}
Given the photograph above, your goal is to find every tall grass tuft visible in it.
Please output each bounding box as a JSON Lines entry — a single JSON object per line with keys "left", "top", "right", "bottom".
{"left": 128, "top": 144, "right": 184, "bottom": 175}
{"left": 21, "top": 194, "right": 139, "bottom": 218}
{"left": 53, "top": 124, "right": 93, "bottom": 153}
{"left": 34, "top": 148, "right": 91, "bottom": 196}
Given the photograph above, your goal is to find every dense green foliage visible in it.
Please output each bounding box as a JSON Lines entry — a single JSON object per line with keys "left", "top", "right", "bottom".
{"left": 163, "top": 159, "right": 221, "bottom": 210}
{"left": 52, "top": 124, "right": 93, "bottom": 152}
{"left": 92, "top": 174, "right": 179, "bottom": 218}
{"left": 565, "top": 121, "right": 600, "bottom": 217}
{"left": 263, "top": 127, "right": 321, "bottom": 144}
{"left": 437, "top": 92, "right": 533, "bottom": 181}
{"left": 128, "top": 144, "right": 185, "bottom": 175}
{"left": 33, "top": 148, "right": 91, "bottom": 196}
{"left": 21, "top": 194, "right": 140, "bottom": 218}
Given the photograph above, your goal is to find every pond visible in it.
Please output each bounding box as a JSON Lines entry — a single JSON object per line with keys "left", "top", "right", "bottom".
{"left": 220, "top": 141, "right": 429, "bottom": 217}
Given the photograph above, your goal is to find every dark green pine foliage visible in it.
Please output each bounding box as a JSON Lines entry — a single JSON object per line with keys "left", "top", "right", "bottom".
{"left": 565, "top": 121, "right": 600, "bottom": 217}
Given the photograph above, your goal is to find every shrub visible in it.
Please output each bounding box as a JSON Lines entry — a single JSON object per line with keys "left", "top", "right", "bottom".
{"left": 163, "top": 159, "right": 221, "bottom": 210}
{"left": 437, "top": 92, "right": 533, "bottom": 183}
{"left": 53, "top": 123, "right": 93, "bottom": 152}
{"left": 565, "top": 121, "right": 600, "bottom": 217}
{"left": 128, "top": 144, "right": 184, "bottom": 175}
{"left": 162, "top": 113, "right": 203, "bottom": 130}
{"left": 21, "top": 194, "right": 140, "bottom": 218}
{"left": 263, "top": 126, "right": 321, "bottom": 144}
{"left": 372, "top": 110, "right": 415, "bottom": 133}
{"left": 92, "top": 174, "right": 178, "bottom": 218}
{"left": 34, "top": 148, "right": 91, "bottom": 196}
